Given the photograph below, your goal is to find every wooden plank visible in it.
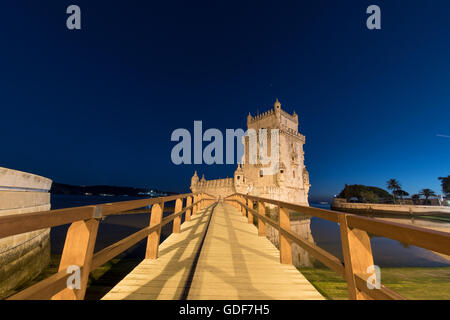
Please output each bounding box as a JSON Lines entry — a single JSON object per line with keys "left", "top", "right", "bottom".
{"left": 0, "top": 206, "right": 95, "bottom": 239}
{"left": 102, "top": 206, "right": 213, "bottom": 300}
{"left": 173, "top": 198, "right": 183, "bottom": 234}
{"left": 187, "top": 203, "right": 323, "bottom": 300}
{"left": 278, "top": 206, "right": 292, "bottom": 265}
{"left": 346, "top": 214, "right": 450, "bottom": 256}
{"left": 247, "top": 199, "right": 253, "bottom": 224}
{"left": 52, "top": 217, "right": 100, "bottom": 300}
{"left": 280, "top": 227, "right": 345, "bottom": 277}
{"left": 257, "top": 201, "right": 266, "bottom": 236}
{"left": 145, "top": 202, "right": 165, "bottom": 259}
{"left": 185, "top": 196, "right": 192, "bottom": 221}
{"left": 91, "top": 224, "right": 160, "bottom": 270}
{"left": 7, "top": 268, "right": 74, "bottom": 300}
{"left": 354, "top": 274, "right": 406, "bottom": 300}
{"left": 239, "top": 194, "right": 340, "bottom": 223}
{"left": 339, "top": 214, "right": 374, "bottom": 300}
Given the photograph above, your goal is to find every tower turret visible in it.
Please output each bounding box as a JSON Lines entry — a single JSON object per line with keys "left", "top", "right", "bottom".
{"left": 274, "top": 98, "right": 281, "bottom": 118}
{"left": 191, "top": 171, "right": 199, "bottom": 188}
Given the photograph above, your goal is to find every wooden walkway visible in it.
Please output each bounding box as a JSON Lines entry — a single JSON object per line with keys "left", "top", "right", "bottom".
{"left": 102, "top": 202, "right": 323, "bottom": 300}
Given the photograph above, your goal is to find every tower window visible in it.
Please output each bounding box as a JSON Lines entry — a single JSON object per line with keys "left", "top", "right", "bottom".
{"left": 237, "top": 176, "right": 240, "bottom": 180}
{"left": 280, "top": 170, "right": 284, "bottom": 174}
{"left": 260, "top": 170, "right": 263, "bottom": 177}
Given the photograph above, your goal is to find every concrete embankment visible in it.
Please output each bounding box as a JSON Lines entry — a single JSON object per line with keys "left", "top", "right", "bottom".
{"left": 331, "top": 198, "right": 450, "bottom": 218}
{"left": 0, "top": 167, "right": 52, "bottom": 298}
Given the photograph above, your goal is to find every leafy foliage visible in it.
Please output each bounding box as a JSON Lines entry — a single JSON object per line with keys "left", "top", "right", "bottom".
{"left": 360, "top": 190, "right": 380, "bottom": 203}
{"left": 337, "top": 184, "right": 392, "bottom": 203}
{"left": 386, "top": 179, "right": 402, "bottom": 203}
{"left": 393, "top": 189, "right": 409, "bottom": 200}
{"left": 419, "top": 188, "right": 437, "bottom": 205}
{"left": 438, "top": 176, "right": 450, "bottom": 197}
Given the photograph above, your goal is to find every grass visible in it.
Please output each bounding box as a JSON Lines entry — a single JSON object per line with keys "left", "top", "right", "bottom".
{"left": 299, "top": 266, "right": 450, "bottom": 300}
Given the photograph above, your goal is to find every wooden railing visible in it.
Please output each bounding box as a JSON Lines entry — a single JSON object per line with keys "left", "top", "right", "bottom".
{"left": 1, "top": 192, "right": 215, "bottom": 300}
{"left": 225, "top": 193, "right": 450, "bottom": 300}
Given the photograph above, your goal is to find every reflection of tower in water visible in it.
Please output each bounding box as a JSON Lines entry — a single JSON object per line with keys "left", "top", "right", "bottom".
{"left": 265, "top": 208, "right": 315, "bottom": 267}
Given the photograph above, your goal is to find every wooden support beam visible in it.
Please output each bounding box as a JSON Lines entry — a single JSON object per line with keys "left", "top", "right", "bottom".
{"left": 257, "top": 201, "right": 266, "bottom": 236}
{"left": 185, "top": 196, "right": 192, "bottom": 222}
{"left": 278, "top": 206, "right": 292, "bottom": 265}
{"left": 172, "top": 198, "right": 183, "bottom": 234}
{"left": 339, "top": 213, "right": 375, "bottom": 300}
{"left": 52, "top": 207, "right": 100, "bottom": 300}
{"left": 247, "top": 199, "right": 253, "bottom": 224}
{"left": 193, "top": 195, "right": 198, "bottom": 215}
{"left": 145, "top": 202, "right": 165, "bottom": 259}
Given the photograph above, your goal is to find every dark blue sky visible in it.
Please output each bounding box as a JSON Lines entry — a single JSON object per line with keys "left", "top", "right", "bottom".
{"left": 1, "top": 1, "right": 449, "bottom": 199}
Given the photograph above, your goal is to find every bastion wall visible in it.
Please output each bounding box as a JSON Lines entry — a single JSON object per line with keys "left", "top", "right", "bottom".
{"left": 0, "top": 167, "right": 52, "bottom": 298}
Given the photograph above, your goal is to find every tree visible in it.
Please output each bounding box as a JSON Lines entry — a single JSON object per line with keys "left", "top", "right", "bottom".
{"left": 361, "top": 190, "right": 380, "bottom": 204}
{"left": 438, "top": 176, "right": 450, "bottom": 197}
{"left": 387, "top": 179, "right": 401, "bottom": 203}
{"left": 393, "top": 189, "right": 409, "bottom": 201}
{"left": 411, "top": 194, "right": 421, "bottom": 205}
{"left": 419, "top": 189, "right": 437, "bottom": 205}
{"left": 337, "top": 184, "right": 392, "bottom": 203}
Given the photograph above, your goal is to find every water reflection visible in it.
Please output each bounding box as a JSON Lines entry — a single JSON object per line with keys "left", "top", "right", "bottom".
{"left": 264, "top": 207, "right": 315, "bottom": 267}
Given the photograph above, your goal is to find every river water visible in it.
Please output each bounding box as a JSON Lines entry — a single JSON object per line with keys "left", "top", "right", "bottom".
{"left": 50, "top": 195, "right": 450, "bottom": 268}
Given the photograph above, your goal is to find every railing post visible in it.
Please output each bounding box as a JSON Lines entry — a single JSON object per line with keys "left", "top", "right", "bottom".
{"left": 200, "top": 194, "right": 204, "bottom": 210}
{"left": 52, "top": 206, "right": 100, "bottom": 300}
{"left": 247, "top": 199, "right": 253, "bottom": 224}
{"left": 185, "top": 196, "right": 192, "bottom": 222}
{"left": 145, "top": 202, "right": 165, "bottom": 259}
{"left": 193, "top": 195, "right": 198, "bottom": 215}
{"left": 257, "top": 201, "right": 266, "bottom": 236}
{"left": 241, "top": 196, "right": 247, "bottom": 216}
{"left": 278, "top": 205, "right": 292, "bottom": 265}
{"left": 339, "top": 214, "right": 375, "bottom": 300}
{"left": 172, "top": 198, "right": 183, "bottom": 234}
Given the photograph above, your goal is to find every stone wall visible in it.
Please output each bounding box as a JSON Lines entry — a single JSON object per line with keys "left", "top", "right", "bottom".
{"left": 0, "top": 167, "right": 52, "bottom": 298}
{"left": 191, "top": 175, "right": 236, "bottom": 199}
{"left": 331, "top": 198, "right": 450, "bottom": 216}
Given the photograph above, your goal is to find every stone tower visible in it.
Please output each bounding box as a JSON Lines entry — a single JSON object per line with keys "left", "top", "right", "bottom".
{"left": 234, "top": 99, "right": 310, "bottom": 205}
{"left": 191, "top": 99, "right": 310, "bottom": 205}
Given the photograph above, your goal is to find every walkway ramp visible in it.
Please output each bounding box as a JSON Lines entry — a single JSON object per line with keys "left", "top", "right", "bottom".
{"left": 102, "top": 202, "right": 323, "bottom": 300}
{"left": 101, "top": 206, "right": 213, "bottom": 300}
{"left": 186, "top": 203, "right": 323, "bottom": 300}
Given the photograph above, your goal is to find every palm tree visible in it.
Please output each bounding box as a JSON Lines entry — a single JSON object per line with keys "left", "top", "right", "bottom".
{"left": 411, "top": 194, "right": 420, "bottom": 205}
{"left": 387, "top": 179, "right": 401, "bottom": 203}
{"left": 393, "top": 189, "right": 409, "bottom": 201}
{"left": 419, "top": 189, "right": 437, "bottom": 205}
{"left": 438, "top": 176, "right": 450, "bottom": 197}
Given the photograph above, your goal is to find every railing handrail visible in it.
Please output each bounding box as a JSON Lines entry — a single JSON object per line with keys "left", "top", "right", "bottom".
{"left": 0, "top": 192, "right": 213, "bottom": 239}
{"left": 225, "top": 193, "right": 450, "bottom": 300}
{"left": 4, "top": 192, "right": 216, "bottom": 300}
{"left": 227, "top": 193, "right": 450, "bottom": 256}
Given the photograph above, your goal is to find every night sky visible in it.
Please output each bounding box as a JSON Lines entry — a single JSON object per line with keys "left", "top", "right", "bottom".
{"left": 1, "top": 1, "right": 449, "bottom": 200}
